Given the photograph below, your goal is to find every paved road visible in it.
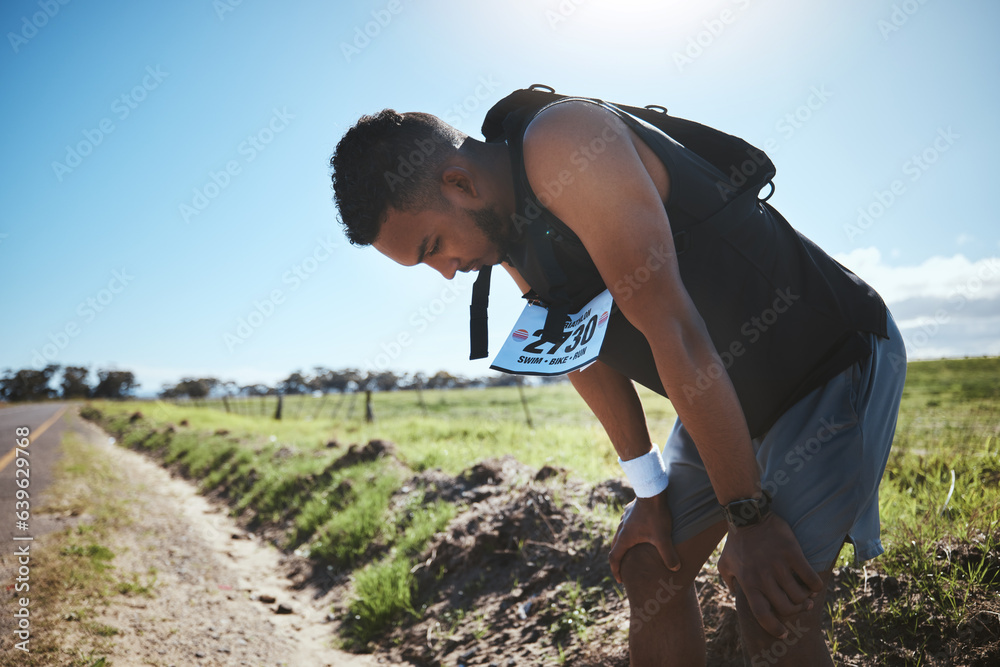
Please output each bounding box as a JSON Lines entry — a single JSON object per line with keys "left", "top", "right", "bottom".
{"left": 0, "top": 402, "right": 69, "bottom": 557}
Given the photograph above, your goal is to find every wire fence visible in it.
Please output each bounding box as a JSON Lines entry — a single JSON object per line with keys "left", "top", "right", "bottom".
{"left": 169, "top": 384, "right": 556, "bottom": 427}
{"left": 167, "top": 382, "right": 682, "bottom": 437}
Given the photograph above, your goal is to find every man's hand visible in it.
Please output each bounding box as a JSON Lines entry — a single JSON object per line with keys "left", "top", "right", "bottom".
{"left": 609, "top": 489, "right": 680, "bottom": 584}
{"left": 717, "top": 513, "right": 824, "bottom": 638}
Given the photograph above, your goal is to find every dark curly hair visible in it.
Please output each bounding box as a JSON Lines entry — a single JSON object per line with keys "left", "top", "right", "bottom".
{"left": 330, "top": 110, "right": 464, "bottom": 246}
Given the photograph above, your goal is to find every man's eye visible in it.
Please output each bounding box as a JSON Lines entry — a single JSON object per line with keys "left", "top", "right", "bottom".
{"left": 428, "top": 239, "right": 440, "bottom": 256}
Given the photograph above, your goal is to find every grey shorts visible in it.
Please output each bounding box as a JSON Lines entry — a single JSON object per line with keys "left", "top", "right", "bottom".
{"left": 663, "top": 314, "right": 907, "bottom": 571}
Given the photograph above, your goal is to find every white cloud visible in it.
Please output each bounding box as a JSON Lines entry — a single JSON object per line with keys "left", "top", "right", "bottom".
{"left": 833, "top": 248, "right": 1000, "bottom": 359}
{"left": 834, "top": 248, "right": 1000, "bottom": 304}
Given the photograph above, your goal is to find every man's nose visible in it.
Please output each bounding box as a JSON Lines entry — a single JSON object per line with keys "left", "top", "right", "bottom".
{"left": 429, "top": 256, "right": 459, "bottom": 280}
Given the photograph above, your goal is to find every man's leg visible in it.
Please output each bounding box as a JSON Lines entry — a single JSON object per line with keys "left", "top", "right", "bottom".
{"left": 732, "top": 566, "right": 837, "bottom": 667}
{"left": 728, "top": 319, "right": 906, "bottom": 666}
{"left": 621, "top": 519, "right": 728, "bottom": 667}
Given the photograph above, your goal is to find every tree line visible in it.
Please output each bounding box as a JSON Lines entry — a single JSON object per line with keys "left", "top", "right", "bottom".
{"left": 0, "top": 364, "right": 565, "bottom": 403}
{"left": 159, "top": 367, "right": 564, "bottom": 400}
{"left": 0, "top": 365, "right": 137, "bottom": 402}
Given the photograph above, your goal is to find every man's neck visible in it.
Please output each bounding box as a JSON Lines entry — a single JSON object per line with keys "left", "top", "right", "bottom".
{"left": 475, "top": 140, "right": 517, "bottom": 223}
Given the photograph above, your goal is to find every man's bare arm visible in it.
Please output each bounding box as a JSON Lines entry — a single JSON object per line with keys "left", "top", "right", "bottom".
{"left": 568, "top": 361, "right": 653, "bottom": 461}
{"left": 502, "top": 261, "right": 680, "bottom": 578}
{"left": 520, "top": 100, "right": 824, "bottom": 635}
{"left": 521, "top": 101, "right": 759, "bottom": 505}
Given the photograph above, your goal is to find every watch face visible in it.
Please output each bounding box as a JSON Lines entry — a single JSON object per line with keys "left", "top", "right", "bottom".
{"left": 725, "top": 497, "right": 769, "bottom": 527}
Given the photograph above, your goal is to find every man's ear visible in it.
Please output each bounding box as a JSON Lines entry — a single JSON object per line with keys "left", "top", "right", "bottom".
{"left": 441, "top": 165, "right": 479, "bottom": 204}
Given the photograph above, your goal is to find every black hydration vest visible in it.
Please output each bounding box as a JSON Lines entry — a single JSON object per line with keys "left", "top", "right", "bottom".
{"left": 470, "top": 85, "right": 888, "bottom": 438}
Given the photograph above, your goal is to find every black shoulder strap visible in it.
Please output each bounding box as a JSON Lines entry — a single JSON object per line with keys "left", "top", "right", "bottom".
{"left": 482, "top": 84, "right": 775, "bottom": 193}
{"left": 469, "top": 265, "right": 491, "bottom": 360}
{"left": 482, "top": 84, "right": 561, "bottom": 142}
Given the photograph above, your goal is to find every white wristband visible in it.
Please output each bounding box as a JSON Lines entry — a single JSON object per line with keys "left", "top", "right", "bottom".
{"left": 618, "top": 447, "right": 669, "bottom": 498}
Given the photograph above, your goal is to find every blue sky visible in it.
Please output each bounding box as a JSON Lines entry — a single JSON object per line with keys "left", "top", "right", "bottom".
{"left": 1, "top": 0, "right": 997, "bottom": 395}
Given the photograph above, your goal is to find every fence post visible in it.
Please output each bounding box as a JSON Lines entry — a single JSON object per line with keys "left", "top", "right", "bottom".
{"left": 365, "top": 390, "right": 375, "bottom": 423}
{"left": 274, "top": 394, "right": 283, "bottom": 420}
{"left": 416, "top": 380, "right": 428, "bottom": 416}
{"left": 517, "top": 381, "right": 534, "bottom": 428}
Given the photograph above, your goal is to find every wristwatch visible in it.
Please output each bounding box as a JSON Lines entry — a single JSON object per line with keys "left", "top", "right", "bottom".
{"left": 720, "top": 490, "right": 772, "bottom": 528}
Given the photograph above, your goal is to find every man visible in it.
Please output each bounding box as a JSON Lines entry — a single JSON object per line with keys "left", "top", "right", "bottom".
{"left": 329, "top": 89, "right": 906, "bottom": 665}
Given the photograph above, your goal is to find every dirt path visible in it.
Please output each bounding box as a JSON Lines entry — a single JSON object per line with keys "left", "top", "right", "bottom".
{"left": 74, "top": 416, "right": 391, "bottom": 667}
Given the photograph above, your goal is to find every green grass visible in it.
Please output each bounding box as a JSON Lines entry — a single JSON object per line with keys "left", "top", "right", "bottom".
{"left": 344, "top": 556, "right": 417, "bottom": 645}
{"left": 80, "top": 357, "right": 1000, "bottom": 660}
{"left": 114, "top": 384, "right": 678, "bottom": 484}
{"left": 338, "top": 496, "right": 457, "bottom": 646}
{"left": 309, "top": 463, "right": 406, "bottom": 567}
{"left": 827, "top": 357, "right": 1000, "bottom": 661}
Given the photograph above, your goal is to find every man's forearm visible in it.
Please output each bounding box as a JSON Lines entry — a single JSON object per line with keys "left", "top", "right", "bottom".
{"left": 569, "top": 319, "right": 761, "bottom": 505}
{"left": 568, "top": 360, "right": 654, "bottom": 461}
{"left": 647, "top": 314, "right": 761, "bottom": 505}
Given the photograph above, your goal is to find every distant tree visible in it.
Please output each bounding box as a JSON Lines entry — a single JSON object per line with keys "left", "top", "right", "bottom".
{"left": 187, "top": 377, "right": 219, "bottom": 399}
{"left": 485, "top": 373, "right": 521, "bottom": 387}
{"left": 240, "top": 383, "right": 272, "bottom": 396}
{"left": 362, "top": 370, "right": 400, "bottom": 392}
{"left": 92, "top": 370, "right": 138, "bottom": 399}
{"left": 61, "top": 366, "right": 91, "bottom": 398}
{"left": 425, "top": 370, "right": 458, "bottom": 390}
{"left": 306, "top": 367, "right": 327, "bottom": 393}
{"left": 159, "top": 377, "right": 219, "bottom": 399}
{"left": 396, "top": 372, "right": 421, "bottom": 390}
{"left": 336, "top": 368, "right": 362, "bottom": 392}
{"left": 279, "top": 371, "right": 310, "bottom": 395}
{"left": 0, "top": 365, "right": 60, "bottom": 402}
{"left": 312, "top": 367, "right": 361, "bottom": 393}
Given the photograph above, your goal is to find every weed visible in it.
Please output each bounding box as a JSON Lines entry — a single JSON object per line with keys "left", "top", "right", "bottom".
{"left": 343, "top": 556, "right": 417, "bottom": 646}
{"left": 115, "top": 572, "right": 157, "bottom": 597}
{"left": 339, "top": 498, "right": 458, "bottom": 647}
{"left": 84, "top": 622, "right": 119, "bottom": 637}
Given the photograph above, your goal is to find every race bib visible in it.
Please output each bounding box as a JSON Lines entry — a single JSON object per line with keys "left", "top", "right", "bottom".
{"left": 490, "top": 289, "right": 614, "bottom": 376}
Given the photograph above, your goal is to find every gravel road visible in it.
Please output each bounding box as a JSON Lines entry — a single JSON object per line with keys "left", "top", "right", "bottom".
{"left": 70, "top": 414, "right": 394, "bottom": 667}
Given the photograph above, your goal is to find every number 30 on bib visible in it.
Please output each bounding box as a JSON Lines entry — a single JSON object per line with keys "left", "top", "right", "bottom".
{"left": 490, "top": 290, "right": 613, "bottom": 376}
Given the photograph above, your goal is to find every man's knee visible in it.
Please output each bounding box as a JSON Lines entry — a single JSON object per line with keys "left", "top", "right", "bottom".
{"left": 620, "top": 543, "right": 691, "bottom": 609}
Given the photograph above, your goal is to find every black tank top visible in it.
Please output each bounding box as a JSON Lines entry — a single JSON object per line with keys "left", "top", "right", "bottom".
{"left": 502, "top": 99, "right": 888, "bottom": 438}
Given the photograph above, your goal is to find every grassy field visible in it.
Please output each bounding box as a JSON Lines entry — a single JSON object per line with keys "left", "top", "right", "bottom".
{"left": 77, "top": 357, "right": 1000, "bottom": 664}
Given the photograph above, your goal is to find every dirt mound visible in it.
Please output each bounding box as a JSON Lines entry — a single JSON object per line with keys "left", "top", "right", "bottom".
{"left": 586, "top": 478, "right": 633, "bottom": 509}
{"left": 349, "top": 456, "right": 746, "bottom": 666}
{"left": 369, "top": 459, "right": 1000, "bottom": 667}
{"left": 392, "top": 483, "right": 630, "bottom": 665}
{"left": 331, "top": 438, "right": 397, "bottom": 470}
